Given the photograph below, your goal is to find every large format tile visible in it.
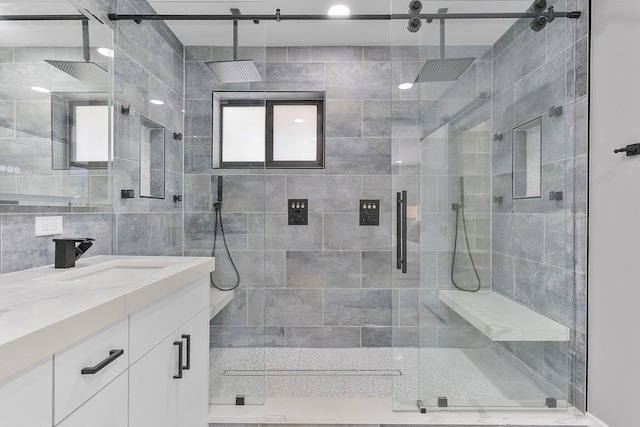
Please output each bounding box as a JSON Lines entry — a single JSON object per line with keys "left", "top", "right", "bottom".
{"left": 286, "top": 251, "right": 361, "bottom": 288}
{"left": 324, "top": 289, "right": 392, "bottom": 327}
{"left": 285, "top": 327, "right": 360, "bottom": 348}
{"left": 265, "top": 289, "right": 323, "bottom": 326}
{"left": 325, "top": 137, "right": 391, "bottom": 175}
{"left": 325, "top": 62, "right": 391, "bottom": 99}
{"left": 286, "top": 175, "right": 361, "bottom": 213}
{"left": 324, "top": 213, "right": 392, "bottom": 250}
{"left": 263, "top": 213, "right": 323, "bottom": 251}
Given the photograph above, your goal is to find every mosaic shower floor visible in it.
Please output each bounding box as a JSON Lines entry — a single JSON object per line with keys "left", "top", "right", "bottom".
{"left": 209, "top": 347, "right": 555, "bottom": 406}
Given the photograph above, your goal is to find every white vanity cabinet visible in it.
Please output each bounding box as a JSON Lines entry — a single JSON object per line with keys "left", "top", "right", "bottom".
{"left": 55, "top": 372, "right": 128, "bottom": 427}
{"left": 129, "top": 277, "right": 209, "bottom": 427}
{"left": 53, "top": 318, "right": 129, "bottom": 425}
{"left": 0, "top": 358, "right": 53, "bottom": 427}
{"left": 0, "top": 256, "right": 217, "bottom": 427}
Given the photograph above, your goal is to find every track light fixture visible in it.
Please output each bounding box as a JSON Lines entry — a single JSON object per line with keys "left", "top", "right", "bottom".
{"left": 407, "top": 16, "right": 422, "bottom": 33}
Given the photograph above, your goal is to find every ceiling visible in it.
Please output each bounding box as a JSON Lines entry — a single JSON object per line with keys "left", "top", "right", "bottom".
{"left": 148, "top": 0, "right": 535, "bottom": 47}
{"left": 0, "top": 0, "right": 539, "bottom": 48}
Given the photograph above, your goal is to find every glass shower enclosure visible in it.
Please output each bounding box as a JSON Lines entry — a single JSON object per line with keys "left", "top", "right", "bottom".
{"left": 391, "top": 0, "right": 575, "bottom": 411}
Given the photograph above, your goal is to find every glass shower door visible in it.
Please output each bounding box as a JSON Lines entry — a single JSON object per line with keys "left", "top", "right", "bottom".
{"left": 203, "top": 0, "right": 268, "bottom": 407}
{"left": 393, "top": 0, "right": 575, "bottom": 412}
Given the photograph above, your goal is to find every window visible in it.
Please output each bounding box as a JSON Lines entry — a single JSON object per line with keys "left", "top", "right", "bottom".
{"left": 214, "top": 93, "right": 324, "bottom": 169}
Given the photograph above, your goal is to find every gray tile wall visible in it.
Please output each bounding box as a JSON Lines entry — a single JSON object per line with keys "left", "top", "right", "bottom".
{"left": 489, "top": 0, "right": 588, "bottom": 411}
{"left": 112, "top": 0, "right": 184, "bottom": 256}
{"left": 185, "top": 43, "right": 510, "bottom": 351}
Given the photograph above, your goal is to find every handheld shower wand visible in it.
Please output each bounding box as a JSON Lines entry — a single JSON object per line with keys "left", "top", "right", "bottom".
{"left": 210, "top": 176, "right": 240, "bottom": 291}
{"left": 451, "top": 176, "right": 481, "bottom": 292}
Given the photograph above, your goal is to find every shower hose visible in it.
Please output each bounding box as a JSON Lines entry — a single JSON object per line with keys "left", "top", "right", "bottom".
{"left": 210, "top": 201, "right": 240, "bottom": 291}
{"left": 451, "top": 203, "right": 482, "bottom": 292}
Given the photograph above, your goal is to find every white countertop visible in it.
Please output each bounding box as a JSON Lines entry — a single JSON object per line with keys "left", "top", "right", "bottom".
{"left": 0, "top": 255, "right": 215, "bottom": 383}
{"left": 439, "top": 290, "right": 570, "bottom": 341}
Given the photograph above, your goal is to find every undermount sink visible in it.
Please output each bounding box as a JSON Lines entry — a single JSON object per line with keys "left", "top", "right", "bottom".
{"left": 38, "top": 258, "right": 186, "bottom": 284}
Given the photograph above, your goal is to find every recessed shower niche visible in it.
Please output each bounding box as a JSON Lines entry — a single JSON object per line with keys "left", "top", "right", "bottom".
{"left": 139, "top": 116, "right": 165, "bottom": 199}
{"left": 513, "top": 116, "right": 542, "bottom": 199}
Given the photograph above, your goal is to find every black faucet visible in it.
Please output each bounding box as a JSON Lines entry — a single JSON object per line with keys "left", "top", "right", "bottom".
{"left": 52, "top": 238, "right": 95, "bottom": 268}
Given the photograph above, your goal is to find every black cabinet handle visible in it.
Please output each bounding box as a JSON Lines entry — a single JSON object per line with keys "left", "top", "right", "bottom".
{"left": 81, "top": 349, "right": 124, "bottom": 375}
{"left": 396, "top": 191, "right": 407, "bottom": 274}
{"left": 173, "top": 341, "right": 183, "bottom": 379}
{"left": 181, "top": 334, "right": 191, "bottom": 370}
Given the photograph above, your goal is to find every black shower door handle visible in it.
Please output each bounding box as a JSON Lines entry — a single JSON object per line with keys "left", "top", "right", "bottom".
{"left": 396, "top": 191, "right": 407, "bottom": 274}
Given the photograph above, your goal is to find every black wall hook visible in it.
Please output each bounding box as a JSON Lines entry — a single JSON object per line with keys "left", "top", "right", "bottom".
{"left": 614, "top": 143, "right": 640, "bottom": 156}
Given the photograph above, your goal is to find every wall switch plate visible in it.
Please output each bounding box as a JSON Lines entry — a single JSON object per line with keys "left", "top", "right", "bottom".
{"left": 35, "top": 216, "right": 63, "bottom": 236}
{"left": 288, "top": 199, "right": 308, "bottom": 225}
{"left": 360, "top": 199, "right": 379, "bottom": 226}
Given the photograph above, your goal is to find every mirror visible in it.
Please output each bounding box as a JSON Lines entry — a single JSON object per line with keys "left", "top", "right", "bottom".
{"left": 0, "top": 6, "right": 113, "bottom": 206}
{"left": 513, "top": 117, "right": 542, "bottom": 199}
{"left": 139, "top": 116, "right": 165, "bottom": 199}
{"left": 52, "top": 92, "right": 109, "bottom": 170}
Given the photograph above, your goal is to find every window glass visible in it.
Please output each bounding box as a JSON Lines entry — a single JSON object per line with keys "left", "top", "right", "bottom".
{"left": 221, "top": 105, "right": 265, "bottom": 163}
{"left": 272, "top": 104, "right": 318, "bottom": 162}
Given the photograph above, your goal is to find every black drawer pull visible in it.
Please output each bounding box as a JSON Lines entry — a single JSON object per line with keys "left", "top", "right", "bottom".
{"left": 173, "top": 341, "right": 184, "bottom": 379}
{"left": 181, "top": 334, "right": 191, "bottom": 370}
{"left": 81, "top": 349, "right": 124, "bottom": 375}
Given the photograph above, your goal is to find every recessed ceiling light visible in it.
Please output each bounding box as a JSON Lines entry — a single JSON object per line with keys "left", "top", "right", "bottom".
{"left": 294, "top": 119, "right": 304, "bottom": 123}
{"left": 150, "top": 99, "right": 164, "bottom": 105}
{"left": 97, "top": 47, "right": 114, "bottom": 58}
{"left": 395, "top": 160, "right": 403, "bottom": 164}
{"left": 398, "top": 82, "right": 413, "bottom": 90}
{"left": 31, "top": 86, "right": 50, "bottom": 93}
{"left": 328, "top": 5, "right": 350, "bottom": 16}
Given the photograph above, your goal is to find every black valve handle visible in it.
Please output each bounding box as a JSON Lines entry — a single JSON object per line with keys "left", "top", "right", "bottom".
{"left": 614, "top": 143, "right": 640, "bottom": 156}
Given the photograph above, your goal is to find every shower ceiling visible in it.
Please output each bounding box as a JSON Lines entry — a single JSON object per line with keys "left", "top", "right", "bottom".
{"left": 1, "top": 0, "right": 547, "bottom": 49}
{"left": 146, "top": 0, "right": 535, "bottom": 47}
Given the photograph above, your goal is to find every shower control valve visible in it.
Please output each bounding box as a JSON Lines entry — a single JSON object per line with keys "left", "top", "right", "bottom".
{"left": 360, "top": 199, "right": 380, "bottom": 226}
{"left": 288, "top": 199, "right": 308, "bottom": 225}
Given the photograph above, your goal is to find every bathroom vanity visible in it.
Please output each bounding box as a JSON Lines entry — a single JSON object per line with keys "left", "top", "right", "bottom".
{"left": 0, "top": 256, "right": 221, "bottom": 427}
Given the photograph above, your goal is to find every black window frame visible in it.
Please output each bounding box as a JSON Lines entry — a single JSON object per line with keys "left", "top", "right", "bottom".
{"left": 219, "top": 98, "right": 324, "bottom": 169}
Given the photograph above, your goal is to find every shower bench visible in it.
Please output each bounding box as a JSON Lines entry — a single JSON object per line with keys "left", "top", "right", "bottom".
{"left": 439, "top": 290, "right": 570, "bottom": 341}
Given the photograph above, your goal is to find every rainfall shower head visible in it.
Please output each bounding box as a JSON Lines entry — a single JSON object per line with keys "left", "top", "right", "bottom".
{"left": 207, "top": 59, "right": 261, "bottom": 83}
{"left": 44, "top": 60, "right": 108, "bottom": 82}
{"left": 205, "top": 9, "right": 262, "bottom": 84}
{"left": 415, "top": 9, "right": 475, "bottom": 83}
{"left": 45, "top": 20, "right": 108, "bottom": 83}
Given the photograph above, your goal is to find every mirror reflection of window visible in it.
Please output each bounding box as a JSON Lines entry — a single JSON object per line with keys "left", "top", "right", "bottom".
{"left": 74, "top": 105, "right": 109, "bottom": 163}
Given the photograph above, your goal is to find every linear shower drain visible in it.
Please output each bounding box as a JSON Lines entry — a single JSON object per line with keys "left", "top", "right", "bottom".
{"left": 223, "top": 369, "right": 402, "bottom": 377}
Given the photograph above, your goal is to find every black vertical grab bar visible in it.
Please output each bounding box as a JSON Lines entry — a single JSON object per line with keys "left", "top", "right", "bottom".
{"left": 396, "top": 191, "right": 407, "bottom": 274}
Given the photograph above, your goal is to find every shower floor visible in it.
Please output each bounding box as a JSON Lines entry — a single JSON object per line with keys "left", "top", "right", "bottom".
{"left": 210, "top": 346, "right": 555, "bottom": 404}
{"left": 208, "top": 347, "right": 589, "bottom": 425}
